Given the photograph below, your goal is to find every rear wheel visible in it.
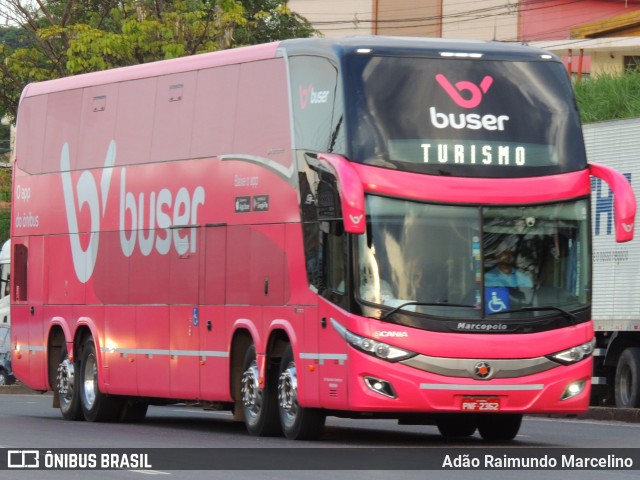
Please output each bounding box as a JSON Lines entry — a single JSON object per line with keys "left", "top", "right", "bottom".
{"left": 79, "top": 337, "right": 122, "bottom": 422}
{"left": 240, "top": 344, "right": 280, "bottom": 436}
{"left": 477, "top": 414, "right": 522, "bottom": 441}
{"left": 57, "top": 344, "right": 82, "bottom": 420}
{"left": 615, "top": 347, "right": 640, "bottom": 408}
{"left": 277, "top": 344, "right": 326, "bottom": 440}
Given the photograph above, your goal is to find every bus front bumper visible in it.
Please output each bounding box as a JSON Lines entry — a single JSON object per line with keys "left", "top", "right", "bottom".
{"left": 345, "top": 349, "right": 592, "bottom": 415}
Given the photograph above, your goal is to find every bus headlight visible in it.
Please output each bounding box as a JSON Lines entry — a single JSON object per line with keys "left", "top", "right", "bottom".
{"left": 331, "top": 318, "right": 416, "bottom": 362}
{"left": 548, "top": 339, "right": 595, "bottom": 365}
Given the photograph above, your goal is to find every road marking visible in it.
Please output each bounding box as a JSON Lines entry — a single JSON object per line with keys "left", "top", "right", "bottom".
{"left": 130, "top": 470, "right": 171, "bottom": 475}
{"left": 531, "top": 416, "right": 640, "bottom": 428}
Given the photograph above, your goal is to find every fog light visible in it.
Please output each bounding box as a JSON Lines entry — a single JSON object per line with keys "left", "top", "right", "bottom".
{"left": 364, "top": 376, "right": 397, "bottom": 399}
{"left": 561, "top": 380, "right": 586, "bottom": 400}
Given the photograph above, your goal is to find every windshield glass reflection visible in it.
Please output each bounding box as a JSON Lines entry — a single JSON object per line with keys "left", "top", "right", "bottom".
{"left": 356, "top": 196, "right": 590, "bottom": 321}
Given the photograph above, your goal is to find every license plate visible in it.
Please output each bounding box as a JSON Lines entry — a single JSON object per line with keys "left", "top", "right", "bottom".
{"left": 461, "top": 397, "right": 501, "bottom": 412}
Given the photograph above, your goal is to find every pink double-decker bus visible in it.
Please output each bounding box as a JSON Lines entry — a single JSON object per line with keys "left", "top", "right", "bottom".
{"left": 11, "top": 37, "right": 636, "bottom": 441}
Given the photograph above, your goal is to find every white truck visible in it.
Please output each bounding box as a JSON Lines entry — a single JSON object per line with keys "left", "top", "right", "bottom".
{"left": 0, "top": 239, "right": 12, "bottom": 385}
{"left": 584, "top": 118, "right": 640, "bottom": 408}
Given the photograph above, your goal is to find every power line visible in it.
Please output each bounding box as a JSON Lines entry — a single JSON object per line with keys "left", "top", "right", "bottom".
{"left": 298, "top": 0, "right": 640, "bottom": 41}
{"left": 299, "top": 0, "right": 576, "bottom": 27}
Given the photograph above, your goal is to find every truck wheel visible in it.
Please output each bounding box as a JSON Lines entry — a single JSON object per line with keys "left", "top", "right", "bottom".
{"left": 57, "top": 344, "right": 82, "bottom": 420}
{"left": 240, "top": 344, "right": 280, "bottom": 436}
{"left": 436, "top": 415, "right": 477, "bottom": 438}
{"left": 277, "top": 344, "right": 326, "bottom": 440}
{"left": 615, "top": 347, "right": 640, "bottom": 408}
{"left": 79, "top": 337, "right": 122, "bottom": 422}
{"left": 477, "top": 414, "right": 522, "bottom": 441}
{"left": 0, "top": 369, "right": 7, "bottom": 386}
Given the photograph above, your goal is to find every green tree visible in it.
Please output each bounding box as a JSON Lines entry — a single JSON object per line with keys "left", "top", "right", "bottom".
{"left": 0, "top": 0, "right": 317, "bottom": 118}
{"left": 0, "top": 26, "right": 31, "bottom": 148}
{"left": 234, "top": 0, "right": 316, "bottom": 45}
{"left": 0, "top": 24, "right": 31, "bottom": 50}
{"left": 0, "top": 0, "right": 316, "bottom": 242}
{"left": 0, "top": 166, "right": 10, "bottom": 243}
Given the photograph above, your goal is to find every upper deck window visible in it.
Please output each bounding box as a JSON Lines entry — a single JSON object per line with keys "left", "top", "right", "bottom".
{"left": 289, "top": 56, "right": 342, "bottom": 153}
{"left": 344, "top": 55, "right": 586, "bottom": 177}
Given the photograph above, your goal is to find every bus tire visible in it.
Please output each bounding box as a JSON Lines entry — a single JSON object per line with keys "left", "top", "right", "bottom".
{"left": 615, "top": 347, "right": 640, "bottom": 408}
{"left": 119, "top": 400, "right": 149, "bottom": 423}
{"left": 240, "top": 344, "right": 281, "bottom": 436}
{"left": 436, "top": 415, "right": 477, "bottom": 438}
{"left": 477, "top": 414, "right": 522, "bottom": 441}
{"left": 79, "top": 337, "right": 122, "bottom": 422}
{"left": 57, "top": 344, "right": 83, "bottom": 420}
{"left": 277, "top": 344, "right": 326, "bottom": 440}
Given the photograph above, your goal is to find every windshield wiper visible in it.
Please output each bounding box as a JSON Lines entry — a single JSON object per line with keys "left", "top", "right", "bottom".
{"left": 380, "top": 301, "right": 477, "bottom": 320}
{"left": 487, "top": 306, "right": 580, "bottom": 323}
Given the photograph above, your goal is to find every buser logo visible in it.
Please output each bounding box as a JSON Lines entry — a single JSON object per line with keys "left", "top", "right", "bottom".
{"left": 431, "top": 73, "right": 509, "bottom": 131}
{"left": 435, "top": 73, "right": 493, "bottom": 109}
{"left": 299, "top": 84, "right": 330, "bottom": 109}
{"left": 61, "top": 142, "right": 115, "bottom": 283}
{"left": 61, "top": 141, "right": 206, "bottom": 284}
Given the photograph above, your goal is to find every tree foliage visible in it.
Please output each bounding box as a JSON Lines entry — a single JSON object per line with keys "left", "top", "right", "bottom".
{"left": 234, "top": 0, "right": 316, "bottom": 44}
{"left": 0, "top": 0, "right": 317, "bottom": 118}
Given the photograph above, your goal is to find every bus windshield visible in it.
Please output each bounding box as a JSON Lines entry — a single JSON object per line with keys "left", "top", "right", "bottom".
{"left": 356, "top": 195, "right": 591, "bottom": 323}
{"left": 345, "top": 55, "right": 586, "bottom": 178}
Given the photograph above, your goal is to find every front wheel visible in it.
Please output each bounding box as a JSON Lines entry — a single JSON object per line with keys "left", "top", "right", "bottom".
{"left": 615, "top": 347, "right": 640, "bottom": 408}
{"left": 477, "top": 414, "right": 522, "bottom": 441}
{"left": 79, "top": 337, "right": 122, "bottom": 422}
{"left": 277, "top": 344, "right": 326, "bottom": 440}
{"left": 436, "top": 415, "right": 477, "bottom": 438}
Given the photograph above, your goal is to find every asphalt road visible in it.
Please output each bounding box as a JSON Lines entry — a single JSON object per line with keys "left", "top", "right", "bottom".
{"left": 2, "top": 385, "right": 640, "bottom": 480}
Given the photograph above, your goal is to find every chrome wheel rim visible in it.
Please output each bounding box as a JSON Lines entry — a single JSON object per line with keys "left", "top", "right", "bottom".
{"left": 57, "top": 357, "right": 75, "bottom": 406}
{"left": 82, "top": 352, "right": 97, "bottom": 409}
{"left": 241, "top": 360, "right": 263, "bottom": 423}
{"left": 278, "top": 361, "right": 299, "bottom": 428}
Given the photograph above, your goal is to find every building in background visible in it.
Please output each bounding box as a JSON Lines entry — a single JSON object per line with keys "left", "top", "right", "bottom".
{"left": 289, "top": 0, "right": 640, "bottom": 76}
{"left": 290, "top": 0, "right": 640, "bottom": 41}
{"left": 441, "top": 0, "right": 517, "bottom": 40}
{"left": 287, "top": 0, "right": 374, "bottom": 38}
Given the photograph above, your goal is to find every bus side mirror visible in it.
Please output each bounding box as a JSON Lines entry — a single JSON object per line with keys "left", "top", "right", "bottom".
{"left": 590, "top": 162, "right": 636, "bottom": 243}
{"left": 317, "top": 154, "right": 366, "bottom": 234}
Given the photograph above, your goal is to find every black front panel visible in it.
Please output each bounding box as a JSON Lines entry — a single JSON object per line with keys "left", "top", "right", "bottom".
{"left": 344, "top": 55, "right": 586, "bottom": 177}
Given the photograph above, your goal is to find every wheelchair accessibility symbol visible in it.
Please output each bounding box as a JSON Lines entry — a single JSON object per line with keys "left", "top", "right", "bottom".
{"left": 485, "top": 288, "right": 510, "bottom": 314}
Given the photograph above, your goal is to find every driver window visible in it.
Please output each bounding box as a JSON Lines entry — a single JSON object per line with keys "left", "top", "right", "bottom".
{"left": 484, "top": 236, "right": 533, "bottom": 289}
{"left": 322, "top": 225, "right": 346, "bottom": 294}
